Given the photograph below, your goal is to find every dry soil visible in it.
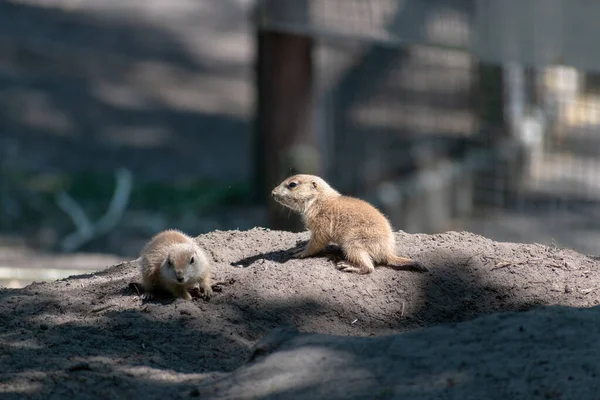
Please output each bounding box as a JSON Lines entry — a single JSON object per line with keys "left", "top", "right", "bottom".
{"left": 1, "top": 228, "right": 599, "bottom": 399}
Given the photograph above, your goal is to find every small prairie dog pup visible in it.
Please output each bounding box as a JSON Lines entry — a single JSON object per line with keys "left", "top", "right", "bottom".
{"left": 139, "top": 229, "right": 212, "bottom": 300}
{"left": 271, "top": 174, "right": 427, "bottom": 275}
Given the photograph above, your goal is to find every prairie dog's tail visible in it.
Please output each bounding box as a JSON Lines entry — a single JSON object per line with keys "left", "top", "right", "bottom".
{"left": 387, "top": 254, "right": 428, "bottom": 272}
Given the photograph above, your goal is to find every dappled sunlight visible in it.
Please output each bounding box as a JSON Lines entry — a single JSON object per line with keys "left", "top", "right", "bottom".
{"left": 0, "top": 0, "right": 253, "bottom": 184}
{"left": 397, "top": 369, "right": 470, "bottom": 393}
{"left": 0, "top": 267, "right": 110, "bottom": 289}
{"left": 2, "top": 0, "right": 600, "bottom": 397}
{"left": 0, "top": 239, "right": 122, "bottom": 288}
{"left": 226, "top": 345, "right": 375, "bottom": 398}
{"left": 113, "top": 364, "right": 210, "bottom": 385}
{"left": 2, "top": 88, "right": 75, "bottom": 136}
{"left": 563, "top": 95, "right": 600, "bottom": 127}
{"left": 201, "top": 305, "right": 600, "bottom": 398}
{"left": 0, "top": 374, "right": 43, "bottom": 396}
{"left": 100, "top": 125, "right": 172, "bottom": 149}
{"left": 425, "top": 8, "right": 470, "bottom": 48}
{"left": 0, "top": 229, "right": 599, "bottom": 397}
{"left": 0, "top": 0, "right": 256, "bottom": 285}
{"left": 310, "top": 0, "right": 401, "bottom": 40}
{"left": 124, "top": 60, "right": 250, "bottom": 118}
{"left": 0, "top": 334, "right": 44, "bottom": 350}
{"left": 90, "top": 81, "right": 154, "bottom": 111}
{"left": 351, "top": 104, "right": 476, "bottom": 137}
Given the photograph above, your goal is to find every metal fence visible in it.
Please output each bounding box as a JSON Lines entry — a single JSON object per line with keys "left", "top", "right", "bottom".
{"left": 257, "top": 0, "right": 600, "bottom": 255}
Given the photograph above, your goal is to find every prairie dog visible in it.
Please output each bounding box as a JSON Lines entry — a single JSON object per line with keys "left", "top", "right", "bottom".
{"left": 139, "top": 229, "right": 212, "bottom": 300}
{"left": 271, "top": 174, "right": 427, "bottom": 274}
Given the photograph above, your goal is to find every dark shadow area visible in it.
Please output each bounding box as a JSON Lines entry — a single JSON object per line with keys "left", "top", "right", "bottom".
{"left": 0, "top": 1, "right": 199, "bottom": 68}
{"left": 233, "top": 240, "right": 429, "bottom": 273}
{"left": 0, "top": 273, "right": 333, "bottom": 398}
{"left": 126, "top": 279, "right": 232, "bottom": 304}
{"left": 0, "top": 1, "right": 250, "bottom": 182}
{"left": 0, "top": 1, "right": 256, "bottom": 262}
{"left": 1, "top": 229, "right": 599, "bottom": 398}
{"left": 220, "top": 229, "right": 600, "bottom": 337}
{"left": 194, "top": 305, "right": 600, "bottom": 399}
{"left": 229, "top": 240, "right": 362, "bottom": 267}
{"left": 230, "top": 243, "right": 305, "bottom": 267}
{"left": 407, "top": 247, "right": 547, "bottom": 329}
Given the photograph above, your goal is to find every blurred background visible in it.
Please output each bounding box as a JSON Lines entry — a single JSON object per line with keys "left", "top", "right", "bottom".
{"left": 1, "top": 0, "right": 599, "bottom": 288}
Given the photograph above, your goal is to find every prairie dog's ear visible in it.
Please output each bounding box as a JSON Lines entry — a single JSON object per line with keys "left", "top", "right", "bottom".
{"left": 312, "top": 181, "right": 318, "bottom": 189}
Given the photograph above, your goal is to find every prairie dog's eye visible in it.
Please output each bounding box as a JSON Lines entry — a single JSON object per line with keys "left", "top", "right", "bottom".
{"left": 190, "top": 256, "right": 195, "bottom": 264}
{"left": 288, "top": 182, "right": 298, "bottom": 189}
{"left": 167, "top": 259, "right": 173, "bottom": 268}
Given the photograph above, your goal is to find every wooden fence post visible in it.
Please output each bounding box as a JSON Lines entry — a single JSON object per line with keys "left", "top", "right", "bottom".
{"left": 253, "top": 1, "right": 320, "bottom": 231}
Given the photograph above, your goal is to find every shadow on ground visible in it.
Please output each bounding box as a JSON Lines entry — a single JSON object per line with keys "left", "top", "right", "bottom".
{"left": 2, "top": 228, "right": 599, "bottom": 398}
{"left": 0, "top": 1, "right": 258, "bottom": 264}
{"left": 0, "top": 0, "right": 251, "bottom": 182}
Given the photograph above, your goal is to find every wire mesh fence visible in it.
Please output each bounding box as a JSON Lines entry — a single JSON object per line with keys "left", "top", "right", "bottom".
{"left": 257, "top": 0, "right": 600, "bottom": 255}
{"left": 1, "top": 0, "right": 599, "bottom": 278}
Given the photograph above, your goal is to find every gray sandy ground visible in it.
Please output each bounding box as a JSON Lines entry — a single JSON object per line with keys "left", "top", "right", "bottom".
{"left": 1, "top": 228, "right": 599, "bottom": 399}
{"left": 201, "top": 307, "right": 600, "bottom": 399}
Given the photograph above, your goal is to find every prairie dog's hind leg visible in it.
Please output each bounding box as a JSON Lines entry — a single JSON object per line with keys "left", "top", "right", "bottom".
{"left": 336, "top": 247, "right": 375, "bottom": 274}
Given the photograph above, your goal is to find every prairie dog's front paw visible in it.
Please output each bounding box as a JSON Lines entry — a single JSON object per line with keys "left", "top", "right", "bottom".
{"left": 201, "top": 284, "right": 213, "bottom": 300}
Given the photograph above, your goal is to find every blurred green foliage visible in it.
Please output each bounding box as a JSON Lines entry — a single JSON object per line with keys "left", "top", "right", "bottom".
{"left": 0, "top": 169, "right": 251, "bottom": 229}
{"left": 65, "top": 171, "right": 250, "bottom": 214}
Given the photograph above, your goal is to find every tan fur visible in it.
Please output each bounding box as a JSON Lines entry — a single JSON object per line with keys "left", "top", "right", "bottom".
{"left": 139, "top": 229, "right": 212, "bottom": 300}
{"left": 271, "top": 174, "right": 427, "bottom": 274}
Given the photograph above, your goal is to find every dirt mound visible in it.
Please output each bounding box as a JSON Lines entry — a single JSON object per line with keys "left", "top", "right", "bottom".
{"left": 1, "top": 228, "right": 598, "bottom": 399}
{"left": 198, "top": 306, "right": 600, "bottom": 400}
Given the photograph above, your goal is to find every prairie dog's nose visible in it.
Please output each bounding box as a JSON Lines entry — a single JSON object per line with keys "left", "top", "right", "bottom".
{"left": 271, "top": 189, "right": 277, "bottom": 197}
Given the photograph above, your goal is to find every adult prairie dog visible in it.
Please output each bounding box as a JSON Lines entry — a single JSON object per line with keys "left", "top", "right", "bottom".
{"left": 271, "top": 174, "right": 427, "bottom": 274}
{"left": 139, "top": 229, "right": 212, "bottom": 300}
